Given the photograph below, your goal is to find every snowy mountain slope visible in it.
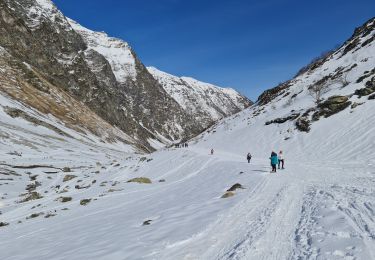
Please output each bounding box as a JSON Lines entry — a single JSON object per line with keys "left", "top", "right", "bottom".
{"left": 191, "top": 17, "right": 375, "bottom": 163}
{"left": 0, "top": 17, "right": 374, "bottom": 260}
{"left": 148, "top": 67, "right": 252, "bottom": 127}
{"left": 4, "top": 0, "right": 204, "bottom": 151}
{"left": 2, "top": 0, "right": 250, "bottom": 152}
{"left": 68, "top": 18, "right": 251, "bottom": 130}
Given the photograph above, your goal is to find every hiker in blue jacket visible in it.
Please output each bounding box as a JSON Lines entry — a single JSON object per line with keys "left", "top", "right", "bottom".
{"left": 270, "top": 151, "right": 278, "bottom": 173}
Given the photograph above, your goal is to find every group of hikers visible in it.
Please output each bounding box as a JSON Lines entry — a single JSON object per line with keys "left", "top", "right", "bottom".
{"left": 175, "top": 143, "right": 189, "bottom": 148}
{"left": 246, "top": 151, "right": 284, "bottom": 172}
{"left": 211, "top": 149, "right": 285, "bottom": 173}
{"left": 270, "top": 150, "right": 284, "bottom": 172}
{"left": 247, "top": 151, "right": 285, "bottom": 172}
{"left": 177, "top": 144, "right": 285, "bottom": 173}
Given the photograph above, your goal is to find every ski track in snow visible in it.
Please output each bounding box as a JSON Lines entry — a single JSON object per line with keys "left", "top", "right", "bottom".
{"left": 144, "top": 149, "right": 375, "bottom": 260}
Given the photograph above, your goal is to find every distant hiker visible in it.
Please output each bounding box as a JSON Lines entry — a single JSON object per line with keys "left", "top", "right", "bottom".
{"left": 211, "top": 148, "right": 214, "bottom": 155}
{"left": 270, "top": 151, "right": 278, "bottom": 172}
{"left": 185, "top": 143, "right": 189, "bottom": 148}
{"left": 278, "top": 150, "right": 285, "bottom": 169}
{"left": 247, "top": 153, "right": 252, "bottom": 163}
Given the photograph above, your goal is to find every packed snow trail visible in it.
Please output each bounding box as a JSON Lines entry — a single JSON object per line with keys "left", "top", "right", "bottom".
{"left": 0, "top": 142, "right": 375, "bottom": 259}
{"left": 153, "top": 151, "right": 375, "bottom": 260}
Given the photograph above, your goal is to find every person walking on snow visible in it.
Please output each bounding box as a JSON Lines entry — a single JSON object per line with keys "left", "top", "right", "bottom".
{"left": 270, "top": 151, "right": 278, "bottom": 173}
{"left": 247, "top": 153, "right": 252, "bottom": 163}
{"left": 278, "top": 150, "right": 285, "bottom": 169}
{"left": 210, "top": 148, "right": 214, "bottom": 155}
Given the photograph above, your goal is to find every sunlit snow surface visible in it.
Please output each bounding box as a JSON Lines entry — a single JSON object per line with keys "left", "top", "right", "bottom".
{"left": 0, "top": 70, "right": 374, "bottom": 260}
{"left": 0, "top": 4, "right": 375, "bottom": 259}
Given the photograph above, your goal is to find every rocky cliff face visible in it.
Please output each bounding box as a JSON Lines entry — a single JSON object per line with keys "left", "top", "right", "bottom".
{"left": 0, "top": 0, "right": 250, "bottom": 151}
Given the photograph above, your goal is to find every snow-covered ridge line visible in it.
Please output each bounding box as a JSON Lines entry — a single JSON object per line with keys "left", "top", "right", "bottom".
{"left": 147, "top": 66, "right": 252, "bottom": 127}
{"left": 68, "top": 18, "right": 137, "bottom": 82}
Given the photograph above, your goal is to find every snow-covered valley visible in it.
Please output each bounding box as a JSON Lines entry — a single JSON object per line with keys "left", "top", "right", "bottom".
{"left": 0, "top": 112, "right": 374, "bottom": 259}
{"left": 0, "top": 0, "right": 374, "bottom": 259}
{"left": 0, "top": 65, "right": 374, "bottom": 259}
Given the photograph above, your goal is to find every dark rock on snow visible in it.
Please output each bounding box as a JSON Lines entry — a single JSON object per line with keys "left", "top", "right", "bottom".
{"left": 295, "top": 118, "right": 311, "bottom": 132}
{"left": 265, "top": 113, "right": 300, "bottom": 125}
{"left": 312, "top": 96, "right": 351, "bottom": 120}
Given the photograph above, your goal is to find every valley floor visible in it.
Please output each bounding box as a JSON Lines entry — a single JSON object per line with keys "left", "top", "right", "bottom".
{"left": 0, "top": 145, "right": 374, "bottom": 260}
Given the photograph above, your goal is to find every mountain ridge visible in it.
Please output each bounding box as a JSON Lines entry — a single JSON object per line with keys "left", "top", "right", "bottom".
{"left": 0, "top": 0, "right": 251, "bottom": 152}
{"left": 147, "top": 66, "right": 252, "bottom": 128}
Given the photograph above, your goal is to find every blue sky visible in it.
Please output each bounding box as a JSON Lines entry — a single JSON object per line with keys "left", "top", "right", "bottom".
{"left": 53, "top": 0, "right": 375, "bottom": 100}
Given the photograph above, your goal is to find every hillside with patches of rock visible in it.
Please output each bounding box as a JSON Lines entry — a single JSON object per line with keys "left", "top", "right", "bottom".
{"left": 254, "top": 16, "right": 375, "bottom": 134}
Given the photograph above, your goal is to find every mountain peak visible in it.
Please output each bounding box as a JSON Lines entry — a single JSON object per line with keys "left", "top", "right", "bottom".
{"left": 68, "top": 18, "right": 137, "bottom": 82}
